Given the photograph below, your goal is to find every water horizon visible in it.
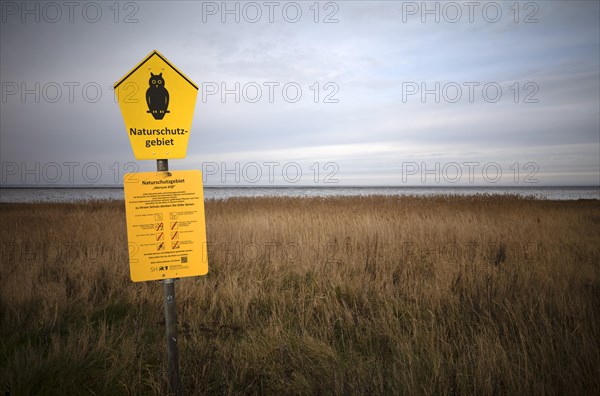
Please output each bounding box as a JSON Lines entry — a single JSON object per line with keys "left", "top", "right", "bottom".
{"left": 1, "top": 184, "right": 599, "bottom": 189}
{"left": 1, "top": 185, "right": 598, "bottom": 203}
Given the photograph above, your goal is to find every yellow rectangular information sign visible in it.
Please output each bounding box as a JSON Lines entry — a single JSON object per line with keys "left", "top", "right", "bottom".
{"left": 123, "top": 170, "right": 208, "bottom": 282}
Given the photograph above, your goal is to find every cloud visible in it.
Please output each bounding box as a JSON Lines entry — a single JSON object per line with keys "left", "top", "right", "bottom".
{"left": 1, "top": 1, "right": 598, "bottom": 186}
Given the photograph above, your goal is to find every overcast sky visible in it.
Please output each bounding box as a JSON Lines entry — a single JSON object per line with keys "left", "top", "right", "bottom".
{"left": 1, "top": 1, "right": 598, "bottom": 186}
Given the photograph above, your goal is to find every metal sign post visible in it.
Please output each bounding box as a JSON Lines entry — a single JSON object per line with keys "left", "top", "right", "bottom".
{"left": 157, "top": 158, "right": 181, "bottom": 396}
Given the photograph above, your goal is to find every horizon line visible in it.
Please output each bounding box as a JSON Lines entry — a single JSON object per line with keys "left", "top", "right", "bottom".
{"left": 1, "top": 184, "right": 599, "bottom": 189}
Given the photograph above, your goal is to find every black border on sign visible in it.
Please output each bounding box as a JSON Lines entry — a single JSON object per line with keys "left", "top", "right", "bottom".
{"left": 114, "top": 50, "right": 198, "bottom": 90}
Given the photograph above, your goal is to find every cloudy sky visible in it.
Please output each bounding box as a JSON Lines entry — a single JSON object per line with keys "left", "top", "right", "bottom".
{"left": 1, "top": 1, "right": 599, "bottom": 186}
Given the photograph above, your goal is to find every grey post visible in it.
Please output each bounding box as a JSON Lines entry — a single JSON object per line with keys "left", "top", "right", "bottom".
{"left": 157, "top": 159, "right": 182, "bottom": 396}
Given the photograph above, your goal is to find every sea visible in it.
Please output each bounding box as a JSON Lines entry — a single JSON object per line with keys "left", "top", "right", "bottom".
{"left": 0, "top": 186, "right": 598, "bottom": 203}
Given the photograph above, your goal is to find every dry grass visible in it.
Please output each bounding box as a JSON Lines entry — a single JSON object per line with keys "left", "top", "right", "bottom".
{"left": 1, "top": 195, "right": 599, "bottom": 395}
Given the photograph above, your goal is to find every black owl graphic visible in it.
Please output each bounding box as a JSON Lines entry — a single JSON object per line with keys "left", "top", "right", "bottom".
{"left": 146, "top": 72, "right": 170, "bottom": 120}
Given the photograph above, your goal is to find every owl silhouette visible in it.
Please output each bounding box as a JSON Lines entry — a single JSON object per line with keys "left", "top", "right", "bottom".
{"left": 146, "top": 72, "right": 170, "bottom": 120}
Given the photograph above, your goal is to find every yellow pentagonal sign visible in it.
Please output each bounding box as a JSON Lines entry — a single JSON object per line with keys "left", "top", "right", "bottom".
{"left": 114, "top": 50, "right": 198, "bottom": 159}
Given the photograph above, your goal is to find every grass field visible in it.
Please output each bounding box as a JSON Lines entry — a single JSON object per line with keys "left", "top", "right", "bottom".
{"left": 1, "top": 195, "right": 599, "bottom": 395}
